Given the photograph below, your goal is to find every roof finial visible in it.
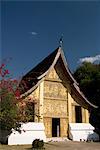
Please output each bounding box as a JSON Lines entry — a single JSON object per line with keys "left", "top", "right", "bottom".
{"left": 59, "top": 35, "right": 63, "bottom": 48}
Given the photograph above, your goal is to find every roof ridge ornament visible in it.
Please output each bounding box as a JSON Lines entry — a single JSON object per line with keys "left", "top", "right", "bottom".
{"left": 59, "top": 35, "right": 63, "bottom": 49}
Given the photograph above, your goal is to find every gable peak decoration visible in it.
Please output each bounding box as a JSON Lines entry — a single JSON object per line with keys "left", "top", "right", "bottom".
{"left": 59, "top": 35, "right": 63, "bottom": 49}
{"left": 19, "top": 42, "right": 98, "bottom": 109}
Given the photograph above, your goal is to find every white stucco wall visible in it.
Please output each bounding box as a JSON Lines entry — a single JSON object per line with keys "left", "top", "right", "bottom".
{"left": 69, "top": 123, "right": 99, "bottom": 141}
{"left": 8, "top": 122, "right": 46, "bottom": 145}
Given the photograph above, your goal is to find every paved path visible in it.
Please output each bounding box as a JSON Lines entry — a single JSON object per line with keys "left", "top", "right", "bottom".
{"left": 45, "top": 141, "right": 100, "bottom": 150}
{"left": 0, "top": 141, "right": 100, "bottom": 150}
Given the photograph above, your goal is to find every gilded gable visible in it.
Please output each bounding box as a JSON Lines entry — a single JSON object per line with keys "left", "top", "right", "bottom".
{"left": 31, "top": 87, "right": 39, "bottom": 100}
{"left": 44, "top": 67, "right": 67, "bottom": 98}
{"left": 45, "top": 67, "right": 60, "bottom": 81}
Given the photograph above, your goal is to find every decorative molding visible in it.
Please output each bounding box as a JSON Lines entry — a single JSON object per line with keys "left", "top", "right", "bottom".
{"left": 43, "top": 116, "right": 68, "bottom": 119}
{"left": 44, "top": 78, "right": 62, "bottom": 83}
{"left": 44, "top": 97, "right": 67, "bottom": 101}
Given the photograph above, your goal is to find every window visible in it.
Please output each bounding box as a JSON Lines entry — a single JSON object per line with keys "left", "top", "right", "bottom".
{"left": 75, "top": 106, "right": 82, "bottom": 123}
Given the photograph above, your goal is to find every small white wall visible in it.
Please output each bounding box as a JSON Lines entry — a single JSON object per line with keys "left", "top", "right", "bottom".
{"left": 8, "top": 122, "right": 46, "bottom": 145}
{"left": 69, "top": 123, "right": 99, "bottom": 141}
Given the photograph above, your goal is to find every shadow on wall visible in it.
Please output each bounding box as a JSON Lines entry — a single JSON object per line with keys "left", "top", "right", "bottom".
{"left": 0, "top": 130, "right": 11, "bottom": 144}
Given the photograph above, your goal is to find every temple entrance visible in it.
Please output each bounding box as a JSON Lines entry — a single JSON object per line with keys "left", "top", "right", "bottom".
{"left": 52, "top": 118, "right": 60, "bottom": 137}
{"left": 75, "top": 106, "right": 82, "bottom": 123}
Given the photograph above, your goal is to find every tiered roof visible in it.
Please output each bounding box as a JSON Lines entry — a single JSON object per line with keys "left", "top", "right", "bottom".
{"left": 19, "top": 46, "right": 97, "bottom": 109}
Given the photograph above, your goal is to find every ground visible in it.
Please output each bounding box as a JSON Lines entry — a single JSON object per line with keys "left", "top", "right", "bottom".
{"left": 0, "top": 141, "right": 100, "bottom": 150}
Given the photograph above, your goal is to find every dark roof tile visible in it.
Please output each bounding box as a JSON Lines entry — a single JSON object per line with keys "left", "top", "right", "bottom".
{"left": 19, "top": 47, "right": 59, "bottom": 94}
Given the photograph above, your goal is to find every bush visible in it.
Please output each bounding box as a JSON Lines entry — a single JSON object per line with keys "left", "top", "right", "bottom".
{"left": 0, "top": 88, "right": 20, "bottom": 131}
{"left": 32, "top": 139, "right": 44, "bottom": 149}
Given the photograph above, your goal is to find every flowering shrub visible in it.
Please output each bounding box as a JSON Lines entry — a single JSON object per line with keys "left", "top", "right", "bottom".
{"left": 0, "top": 63, "right": 9, "bottom": 78}
{"left": 0, "top": 63, "right": 21, "bottom": 98}
{"left": 0, "top": 63, "right": 30, "bottom": 98}
{"left": 0, "top": 62, "right": 21, "bottom": 131}
{"left": 0, "top": 60, "right": 41, "bottom": 132}
{"left": 0, "top": 61, "right": 40, "bottom": 129}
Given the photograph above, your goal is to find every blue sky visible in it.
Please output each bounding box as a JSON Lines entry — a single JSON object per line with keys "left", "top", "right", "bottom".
{"left": 1, "top": 1, "right": 100, "bottom": 78}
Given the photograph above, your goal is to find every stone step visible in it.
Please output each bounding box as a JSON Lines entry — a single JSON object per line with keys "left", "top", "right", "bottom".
{"left": 46, "top": 137, "right": 69, "bottom": 142}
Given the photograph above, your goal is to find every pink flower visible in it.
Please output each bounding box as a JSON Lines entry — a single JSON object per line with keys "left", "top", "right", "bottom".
{"left": 14, "top": 89, "right": 21, "bottom": 98}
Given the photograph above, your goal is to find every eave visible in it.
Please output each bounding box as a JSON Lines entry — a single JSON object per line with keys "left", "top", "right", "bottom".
{"left": 19, "top": 46, "right": 98, "bottom": 109}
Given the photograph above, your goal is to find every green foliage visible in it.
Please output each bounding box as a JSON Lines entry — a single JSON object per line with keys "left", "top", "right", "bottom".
{"left": 74, "top": 62, "right": 100, "bottom": 134}
{"left": 74, "top": 62, "right": 100, "bottom": 106}
{"left": 25, "top": 102, "right": 35, "bottom": 122}
{"left": 18, "top": 102, "right": 41, "bottom": 123}
{"left": 0, "top": 88, "right": 20, "bottom": 131}
{"left": 18, "top": 102, "right": 35, "bottom": 122}
{"left": 32, "top": 139, "right": 44, "bottom": 149}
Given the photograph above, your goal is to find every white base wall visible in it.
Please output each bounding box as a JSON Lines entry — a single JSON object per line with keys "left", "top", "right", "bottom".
{"left": 1, "top": 122, "right": 99, "bottom": 145}
{"left": 8, "top": 122, "right": 46, "bottom": 145}
{"left": 69, "top": 123, "right": 99, "bottom": 141}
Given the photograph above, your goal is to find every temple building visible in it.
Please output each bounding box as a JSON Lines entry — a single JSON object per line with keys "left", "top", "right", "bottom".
{"left": 19, "top": 44, "right": 96, "bottom": 138}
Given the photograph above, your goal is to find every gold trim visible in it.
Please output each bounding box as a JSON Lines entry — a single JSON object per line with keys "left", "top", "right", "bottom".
{"left": 44, "top": 97, "right": 67, "bottom": 101}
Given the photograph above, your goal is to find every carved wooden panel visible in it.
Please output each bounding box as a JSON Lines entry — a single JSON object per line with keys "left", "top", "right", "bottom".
{"left": 43, "top": 117, "right": 52, "bottom": 137}
{"left": 27, "top": 87, "right": 39, "bottom": 102}
{"left": 45, "top": 68, "right": 60, "bottom": 80}
{"left": 44, "top": 81, "right": 67, "bottom": 99}
{"left": 43, "top": 99, "right": 67, "bottom": 117}
{"left": 60, "top": 118, "right": 68, "bottom": 137}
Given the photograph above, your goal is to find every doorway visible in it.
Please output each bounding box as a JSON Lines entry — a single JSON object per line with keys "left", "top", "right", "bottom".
{"left": 75, "top": 106, "right": 82, "bottom": 123}
{"left": 52, "top": 118, "right": 60, "bottom": 137}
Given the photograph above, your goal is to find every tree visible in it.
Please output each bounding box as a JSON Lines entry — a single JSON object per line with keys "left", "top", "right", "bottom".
{"left": 0, "top": 63, "right": 21, "bottom": 132}
{"left": 0, "top": 88, "right": 20, "bottom": 131}
{"left": 74, "top": 62, "right": 100, "bottom": 106}
{"left": 0, "top": 62, "right": 40, "bottom": 133}
{"left": 74, "top": 62, "right": 100, "bottom": 134}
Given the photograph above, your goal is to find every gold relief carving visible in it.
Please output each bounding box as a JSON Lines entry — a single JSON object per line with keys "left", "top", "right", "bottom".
{"left": 44, "top": 118, "right": 52, "bottom": 137}
{"left": 44, "top": 81, "right": 67, "bottom": 99}
{"left": 46, "top": 68, "right": 60, "bottom": 80}
{"left": 31, "top": 87, "right": 39, "bottom": 100}
{"left": 26, "top": 87, "right": 39, "bottom": 104}
{"left": 60, "top": 118, "right": 68, "bottom": 137}
{"left": 44, "top": 100, "right": 67, "bottom": 117}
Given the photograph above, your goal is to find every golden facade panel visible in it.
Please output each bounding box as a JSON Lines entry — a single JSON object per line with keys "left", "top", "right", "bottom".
{"left": 43, "top": 99, "right": 67, "bottom": 118}
{"left": 44, "top": 81, "right": 67, "bottom": 99}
